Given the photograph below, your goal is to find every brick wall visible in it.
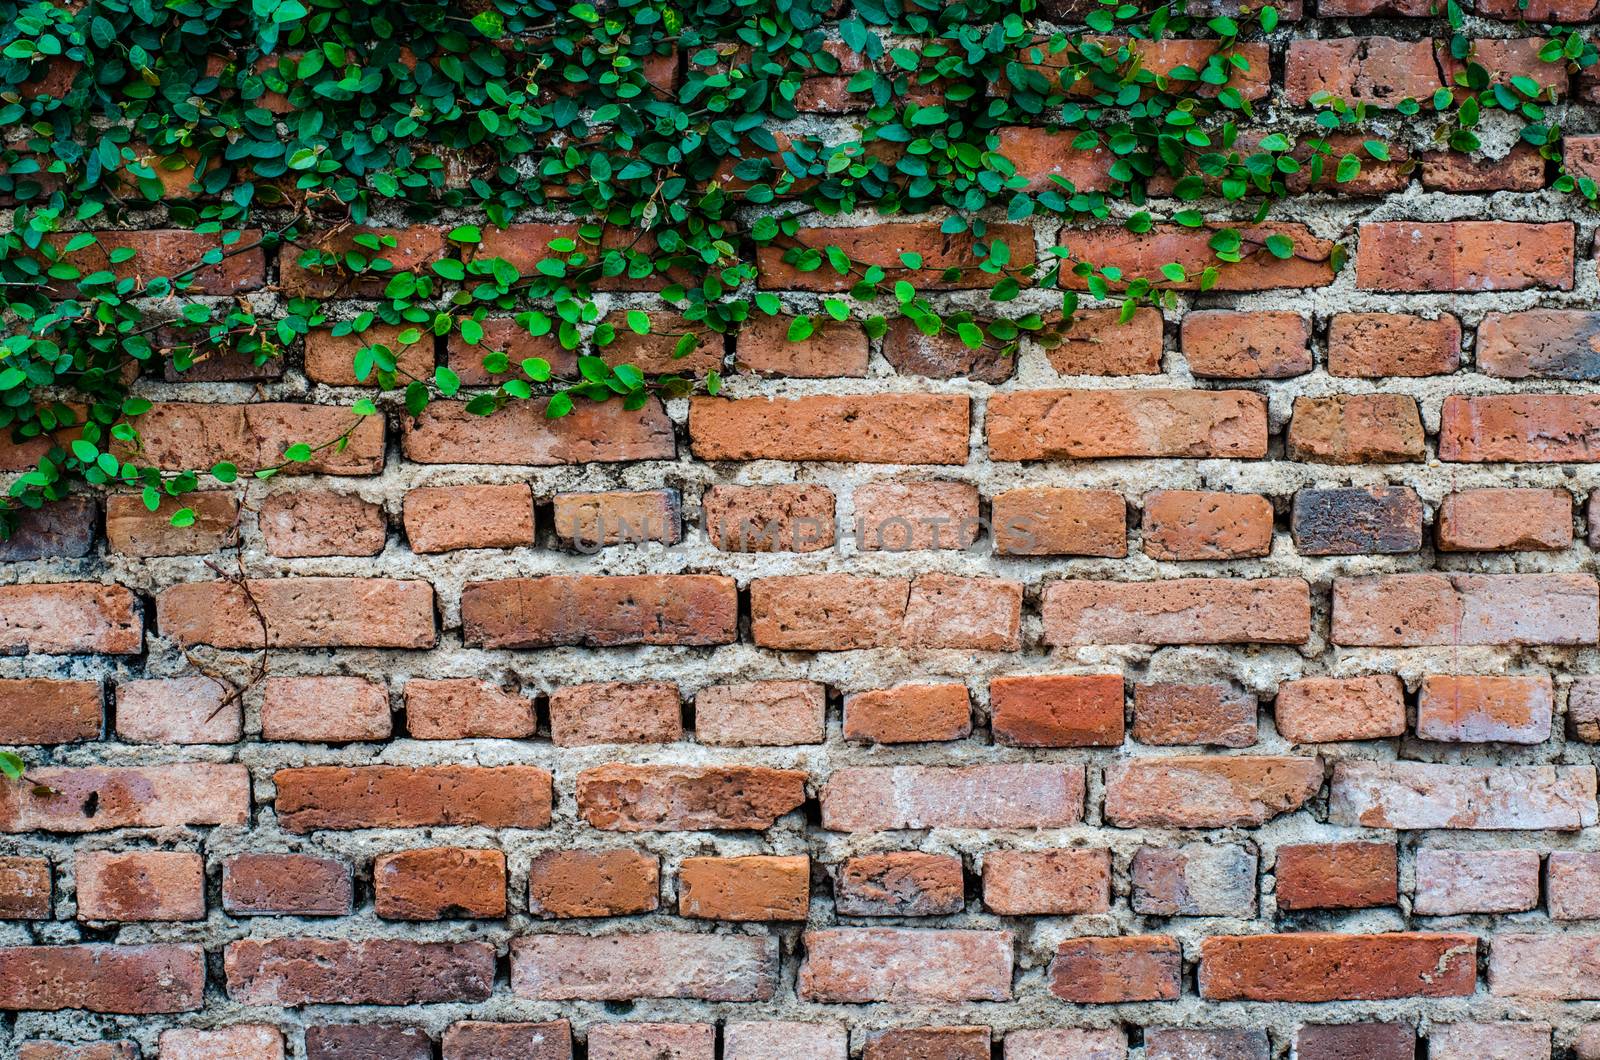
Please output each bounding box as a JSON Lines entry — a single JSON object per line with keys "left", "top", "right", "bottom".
{"left": 10, "top": 11, "right": 1600, "bottom": 1060}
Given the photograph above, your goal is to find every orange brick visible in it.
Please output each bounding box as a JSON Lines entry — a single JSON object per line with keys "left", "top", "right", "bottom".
{"left": 843, "top": 684, "right": 971, "bottom": 744}
{"left": 1276, "top": 842, "right": 1397, "bottom": 910}
{"left": 403, "top": 484, "right": 534, "bottom": 552}
{"left": 991, "top": 488, "right": 1126, "bottom": 557}
{"left": 405, "top": 678, "right": 535, "bottom": 740}
{"left": 983, "top": 849, "right": 1111, "bottom": 915}
{"left": 375, "top": 847, "right": 507, "bottom": 920}
{"left": 548, "top": 681, "right": 681, "bottom": 746}
{"left": 989, "top": 673, "right": 1125, "bottom": 747}
{"left": 1142, "top": 490, "right": 1273, "bottom": 560}
{"left": 75, "top": 851, "right": 204, "bottom": 922}
{"left": 679, "top": 855, "right": 810, "bottom": 921}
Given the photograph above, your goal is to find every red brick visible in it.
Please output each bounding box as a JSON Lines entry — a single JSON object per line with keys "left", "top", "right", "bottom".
{"left": 599, "top": 312, "right": 722, "bottom": 375}
{"left": 280, "top": 225, "right": 448, "bottom": 297}
{"left": 1141, "top": 490, "right": 1272, "bottom": 560}
{"left": 703, "top": 484, "right": 836, "bottom": 552}
{"left": 104, "top": 492, "right": 239, "bottom": 556}
{"left": 552, "top": 490, "right": 681, "bottom": 549}
{"left": 375, "top": 847, "right": 507, "bottom": 919}
{"left": 1132, "top": 843, "right": 1257, "bottom": 917}
{"left": 225, "top": 938, "right": 494, "bottom": 1005}
{"left": 576, "top": 765, "right": 805, "bottom": 831}
{"left": 1328, "top": 312, "right": 1461, "bottom": 377}
{"left": 403, "top": 484, "right": 533, "bottom": 552}
{"left": 589, "top": 1023, "right": 712, "bottom": 1060}
{"left": 1414, "top": 849, "right": 1540, "bottom": 915}
{"left": 403, "top": 398, "right": 674, "bottom": 465}
{"left": 750, "top": 574, "right": 1020, "bottom": 651}
{"left": 0, "top": 679, "right": 100, "bottom": 744}
{"left": 124, "top": 402, "right": 384, "bottom": 475}
{"left": 0, "top": 857, "right": 51, "bottom": 919}
{"left": 1044, "top": 307, "right": 1163, "bottom": 376}
{"left": 987, "top": 389, "right": 1266, "bottom": 461}
{"left": 736, "top": 315, "right": 869, "bottom": 377}
{"left": 1576, "top": 676, "right": 1600, "bottom": 740}
{"left": 1479, "top": 310, "right": 1600, "bottom": 380}
{"left": 0, "top": 944, "right": 204, "bottom": 1012}
{"left": 1059, "top": 224, "right": 1335, "bottom": 291}
{"left": 854, "top": 480, "right": 979, "bottom": 550}
{"left": 75, "top": 850, "right": 203, "bottom": 922}
{"left": 17, "top": 1044, "right": 139, "bottom": 1060}
{"left": 799, "top": 929, "right": 1013, "bottom": 1002}
{"left": 527, "top": 849, "right": 659, "bottom": 918}
{"left": 222, "top": 854, "right": 352, "bottom": 916}
{"left": 725, "top": 1022, "right": 848, "bottom": 1060}
{"left": 882, "top": 317, "right": 1014, "bottom": 383}
{"left": 835, "top": 852, "right": 965, "bottom": 917}
{"left": 258, "top": 490, "right": 386, "bottom": 558}
{"left": 1287, "top": 394, "right": 1424, "bottom": 463}
{"left": 1291, "top": 486, "right": 1423, "bottom": 556}
{"left": 0, "top": 583, "right": 140, "bottom": 655}
{"left": 1421, "top": 145, "right": 1546, "bottom": 192}
{"left": 989, "top": 673, "right": 1124, "bottom": 747}
{"left": 1133, "top": 682, "right": 1257, "bottom": 747}
{"left": 844, "top": 684, "right": 971, "bottom": 744}
{"left": 1547, "top": 852, "right": 1600, "bottom": 919}
{"left": 158, "top": 578, "right": 434, "bottom": 649}
{"left": 549, "top": 681, "right": 681, "bottom": 745}
{"left": 694, "top": 681, "right": 827, "bottom": 746}
{"left": 262, "top": 676, "right": 391, "bottom": 742}
{"left": 689, "top": 395, "right": 970, "bottom": 463}
{"left": 1105, "top": 756, "right": 1322, "bottom": 827}
{"left": 865, "top": 1027, "right": 988, "bottom": 1060}
{"left": 1275, "top": 842, "right": 1397, "bottom": 910}
{"left": 1180, "top": 311, "right": 1310, "bottom": 379}
{"left": 1044, "top": 577, "right": 1309, "bottom": 645}
{"left": 49, "top": 229, "right": 265, "bottom": 295}
{"left": 1294, "top": 1024, "right": 1414, "bottom": 1060}
{"left": 822, "top": 765, "right": 1085, "bottom": 831}
{"left": 1049, "top": 936, "right": 1181, "bottom": 1003}
{"left": 679, "top": 855, "right": 809, "bottom": 921}
{"left": 405, "top": 678, "right": 535, "bottom": 740}
{"left": 983, "top": 849, "right": 1111, "bottom": 915}
{"left": 441, "top": 1021, "right": 569, "bottom": 1060}
{"left": 273, "top": 765, "right": 552, "bottom": 832}
{"left": 1443, "top": 394, "right": 1600, "bottom": 462}
{"left": 1356, "top": 221, "right": 1575, "bottom": 292}
{"left": 1568, "top": 133, "right": 1600, "bottom": 181}
{"left": 1199, "top": 932, "right": 1477, "bottom": 1000}
{"left": 1492, "top": 934, "right": 1600, "bottom": 998}
{"left": 1285, "top": 38, "right": 1437, "bottom": 104}
{"left": 304, "top": 324, "right": 434, "bottom": 385}
{"left": 461, "top": 575, "right": 736, "bottom": 648}
{"left": 1275, "top": 675, "right": 1406, "bottom": 743}
{"left": 1331, "top": 573, "right": 1598, "bottom": 646}
{"left": 998, "top": 126, "right": 1115, "bottom": 192}
{"left": 1417, "top": 674, "right": 1553, "bottom": 744}
{"left": 1330, "top": 761, "right": 1597, "bottom": 830}
{"left": 114, "top": 677, "right": 238, "bottom": 745}
{"left": 756, "top": 223, "right": 1036, "bottom": 291}
{"left": 991, "top": 487, "right": 1126, "bottom": 557}
{"left": 158, "top": 1025, "right": 283, "bottom": 1060}
{"left": 511, "top": 933, "right": 776, "bottom": 1001}
{"left": 0, "top": 765, "right": 249, "bottom": 832}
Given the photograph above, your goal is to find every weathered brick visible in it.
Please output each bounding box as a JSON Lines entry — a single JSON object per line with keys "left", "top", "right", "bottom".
{"left": 1293, "top": 1024, "right": 1413, "bottom": 1060}
{"left": 1132, "top": 682, "right": 1257, "bottom": 747}
{"left": 1417, "top": 674, "right": 1553, "bottom": 744}
{"left": 1200, "top": 932, "right": 1476, "bottom": 1000}
{"left": 1330, "top": 761, "right": 1598, "bottom": 830}
{"left": 549, "top": 681, "right": 680, "bottom": 746}
{"left": 1146, "top": 1029, "right": 1267, "bottom": 1060}
{"left": 440, "top": 1021, "right": 569, "bottom": 1060}
{"left": 1548, "top": 852, "right": 1600, "bottom": 919}
{"left": 690, "top": 395, "right": 970, "bottom": 463}
{"left": 756, "top": 223, "right": 1036, "bottom": 291}
{"left": 274, "top": 765, "right": 552, "bottom": 832}
{"left": 304, "top": 324, "right": 434, "bottom": 385}
{"left": 1003, "top": 1029, "right": 1127, "bottom": 1060}
{"left": 725, "top": 1023, "right": 848, "bottom": 1060}
{"left": 987, "top": 389, "right": 1266, "bottom": 461}
{"left": 736, "top": 315, "right": 869, "bottom": 377}
{"left": 989, "top": 673, "right": 1124, "bottom": 747}
{"left": 983, "top": 849, "right": 1111, "bottom": 915}
{"left": 882, "top": 317, "right": 1015, "bottom": 383}
{"left": 1285, "top": 38, "right": 1442, "bottom": 104}
{"left": 822, "top": 765, "right": 1085, "bottom": 831}
{"left": 1414, "top": 848, "right": 1540, "bottom": 915}
{"left": 222, "top": 854, "right": 353, "bottom": 917}
{"left": 401, "top": 678, "right": 534, "bottom": 740}
{"left": 1292, "top": 486, "right": 1423, "bottom": 555}
{"left": 1043, "top": 578, "right": 1310, "bottom": 645}
{"left": 751, "top": 573, "right": 1021, "bottom": 651}
{"left": 1180, "top": 311, "right": 1310, "bottom": 379}
{"left": 375, "top": 847, "right": 506, "bottom": 920}
{"left": 258, "top": 489, "right": 386, "bottom": 558}
{"left": 158, "top": 578, "right": 435, "bottom": 649}
{"left": 403, "top": 398, "right": 674, "bottom": 465}
{"left": 124, "top": 403, "right": 385, "bottom": 475}
{"left": 102, "top": 492, "right": 238, "bottom": 557}
{"left": 280, "top": 225, "right": 447, "bottom": 297}
{"left": 1044, "top": 307, "right": 1163, "bottom": 376}
{"left": 1328, "top": 312, "right": 1461, "bottom": 377}
{"left": 0, "top": 857, "right": 51, "bottom": 919}
{"left": 1479, "top": 310, "right": 1600, "bottom": 380}
{"left": 1576, "top": 676, "right": 1600, "bottom": 741}
{"left": 1437, "top": 489, "right": 1571, "bottom": 551}
{"left": 1275, "top": 675, "right": 1406, "bottom": 743}
{"left": 0, "top": 496, "right": 93, "bottom": 561}
{"left": 0, "top": 679, "right": 100, "bottom": 745}
{"left": 462, "top": 575, "right": 736, "bottom": 648}
{"left": 50, "top": 229, "right": 265, "bottom": 294}
{"left": 527, "top": 850, "right": 659, "bottom": 918}
{"left": 1420, "top": 145, "right": 1546, "bottom": 192}
{"left": 511, "top": 933, "right": 777, "bottom": 1001}
{"left": 1442, "top": 394, "right": 1600, "bottom": 462}
{"left": 999, "top": 126, "right": 1116, "bottom": 193}
{"left": 991, "top": 487, "right": 1126, "bottom": 557}
{"left": 694, "top": 681, "right": 826, "bottom": 746}
{"left": 844, "top": 683, "right": 971, "bottom": 743}
{"left": 600, "top": 313, "right": 722, "bottom": 375}
{"left": 225, "top": 938, "right": 495, "bottom": 1005}
{"left": 1275, "top": 842, "right": 1396, "bottom": 910}
{"left": 1491, "top": 935, "right": 1600, "bottom": 998}
{"left": 0, "top": 583, "right": 140, "bottom": 655}
{"left": 703, "top": 484, "right": 836, "bottom": 552}
{"left": 552, "top": 489, "right": 681, "bottom": 549}
{"left": 1356, "top": 221, "right": 1575, "bottom": 292}
{"left": 1430, "top": 1024, "right": 1550, "bottom": 1060}
{"left": 403, "top": 484, "right": 534, "bottom": 552}
{"left": 1059, "top": 224, "right": 1335, "bottom": 290}
{"left": 158, "top": 1025, "right": 283, "bottom": 1060}
{"left": 576, "top": 765, "right": 806, "bottom": 831}
{"left": 75, "top": 850, "right": 203, "bottom": 922}
{"left": 854, "top": 480, "right": 979, "bottom": 551}
{"left": 1106, "top": 756, "right": 1321, "bottom": 828}
{"left": 0, "top": 944, "right": 204, "bottom": 1013}
{"left": 114, "top": 677, "right": 238, "bottom": 745}
{"left": 1287, "top": 394, "right": 1424, "bottom": 464}
{"left": 679, "top": 855, "right": 809, "bottom": 921}
{"left": 1132, "top": 844, "right": 1257, "bottom": 917}
{"left": 1050, "top": 936, "right": 1182, "bottom": 1006}
{"left": 835, "top": 852, "right": 965, "bottom": 917}
{"left": 0, "top": 765, "right": 249, "bottom": 832}
{"left": 799, "top": 929, "right": 1013, "bottom": 1002}
{"left": 1141, "top": 490, "right": 1273, "bottom": 561}
{"left": 262, "top": 676, "right": 391, "bottom": 743}
{"left": 17, "top": 1044, "right": 139, "bottom": 1060}
{"left": 1332, "top": 573, "right": 1599, "bottom": 646}
{"left": 589, "top": 1023, "right": 713, "bottom": 1060}
{"left": 863, "top": 1027, "right": 989, "bottom": 1060}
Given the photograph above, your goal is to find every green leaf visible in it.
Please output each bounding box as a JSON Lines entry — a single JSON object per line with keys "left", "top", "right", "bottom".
{"left": 787, "top": 316, "right": 815, "bottom": 342}
{"left": 626, "top": 310, "right": 651, "bottom": 335}
{"left": 170, "top": 507, "right": 196, "bottom": 528}
{"left": 283, "top": 444, "right": 313, "bottom": 462}
{"left": 211, "top": 462, "right": 238, "bottom": 483}
{"left": 0, "top": 752, "right": 23, "bottom": 781}
{"left": 1265, "top": 234, "right": 1296, "bottom": 259}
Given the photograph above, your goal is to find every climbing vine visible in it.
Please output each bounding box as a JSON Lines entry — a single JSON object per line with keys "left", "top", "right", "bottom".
{"left": 0, "top": 0, "right": 1595, "bottom": 540}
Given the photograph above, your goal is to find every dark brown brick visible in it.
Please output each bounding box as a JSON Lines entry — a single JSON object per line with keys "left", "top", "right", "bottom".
{"left": 1291, "top": 486, "right": 1424, "bottom": 555}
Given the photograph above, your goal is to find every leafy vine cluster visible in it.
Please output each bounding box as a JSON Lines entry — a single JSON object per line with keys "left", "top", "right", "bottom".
{"left": 0, "top": 0, "right": 1594, "bottom": 566}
